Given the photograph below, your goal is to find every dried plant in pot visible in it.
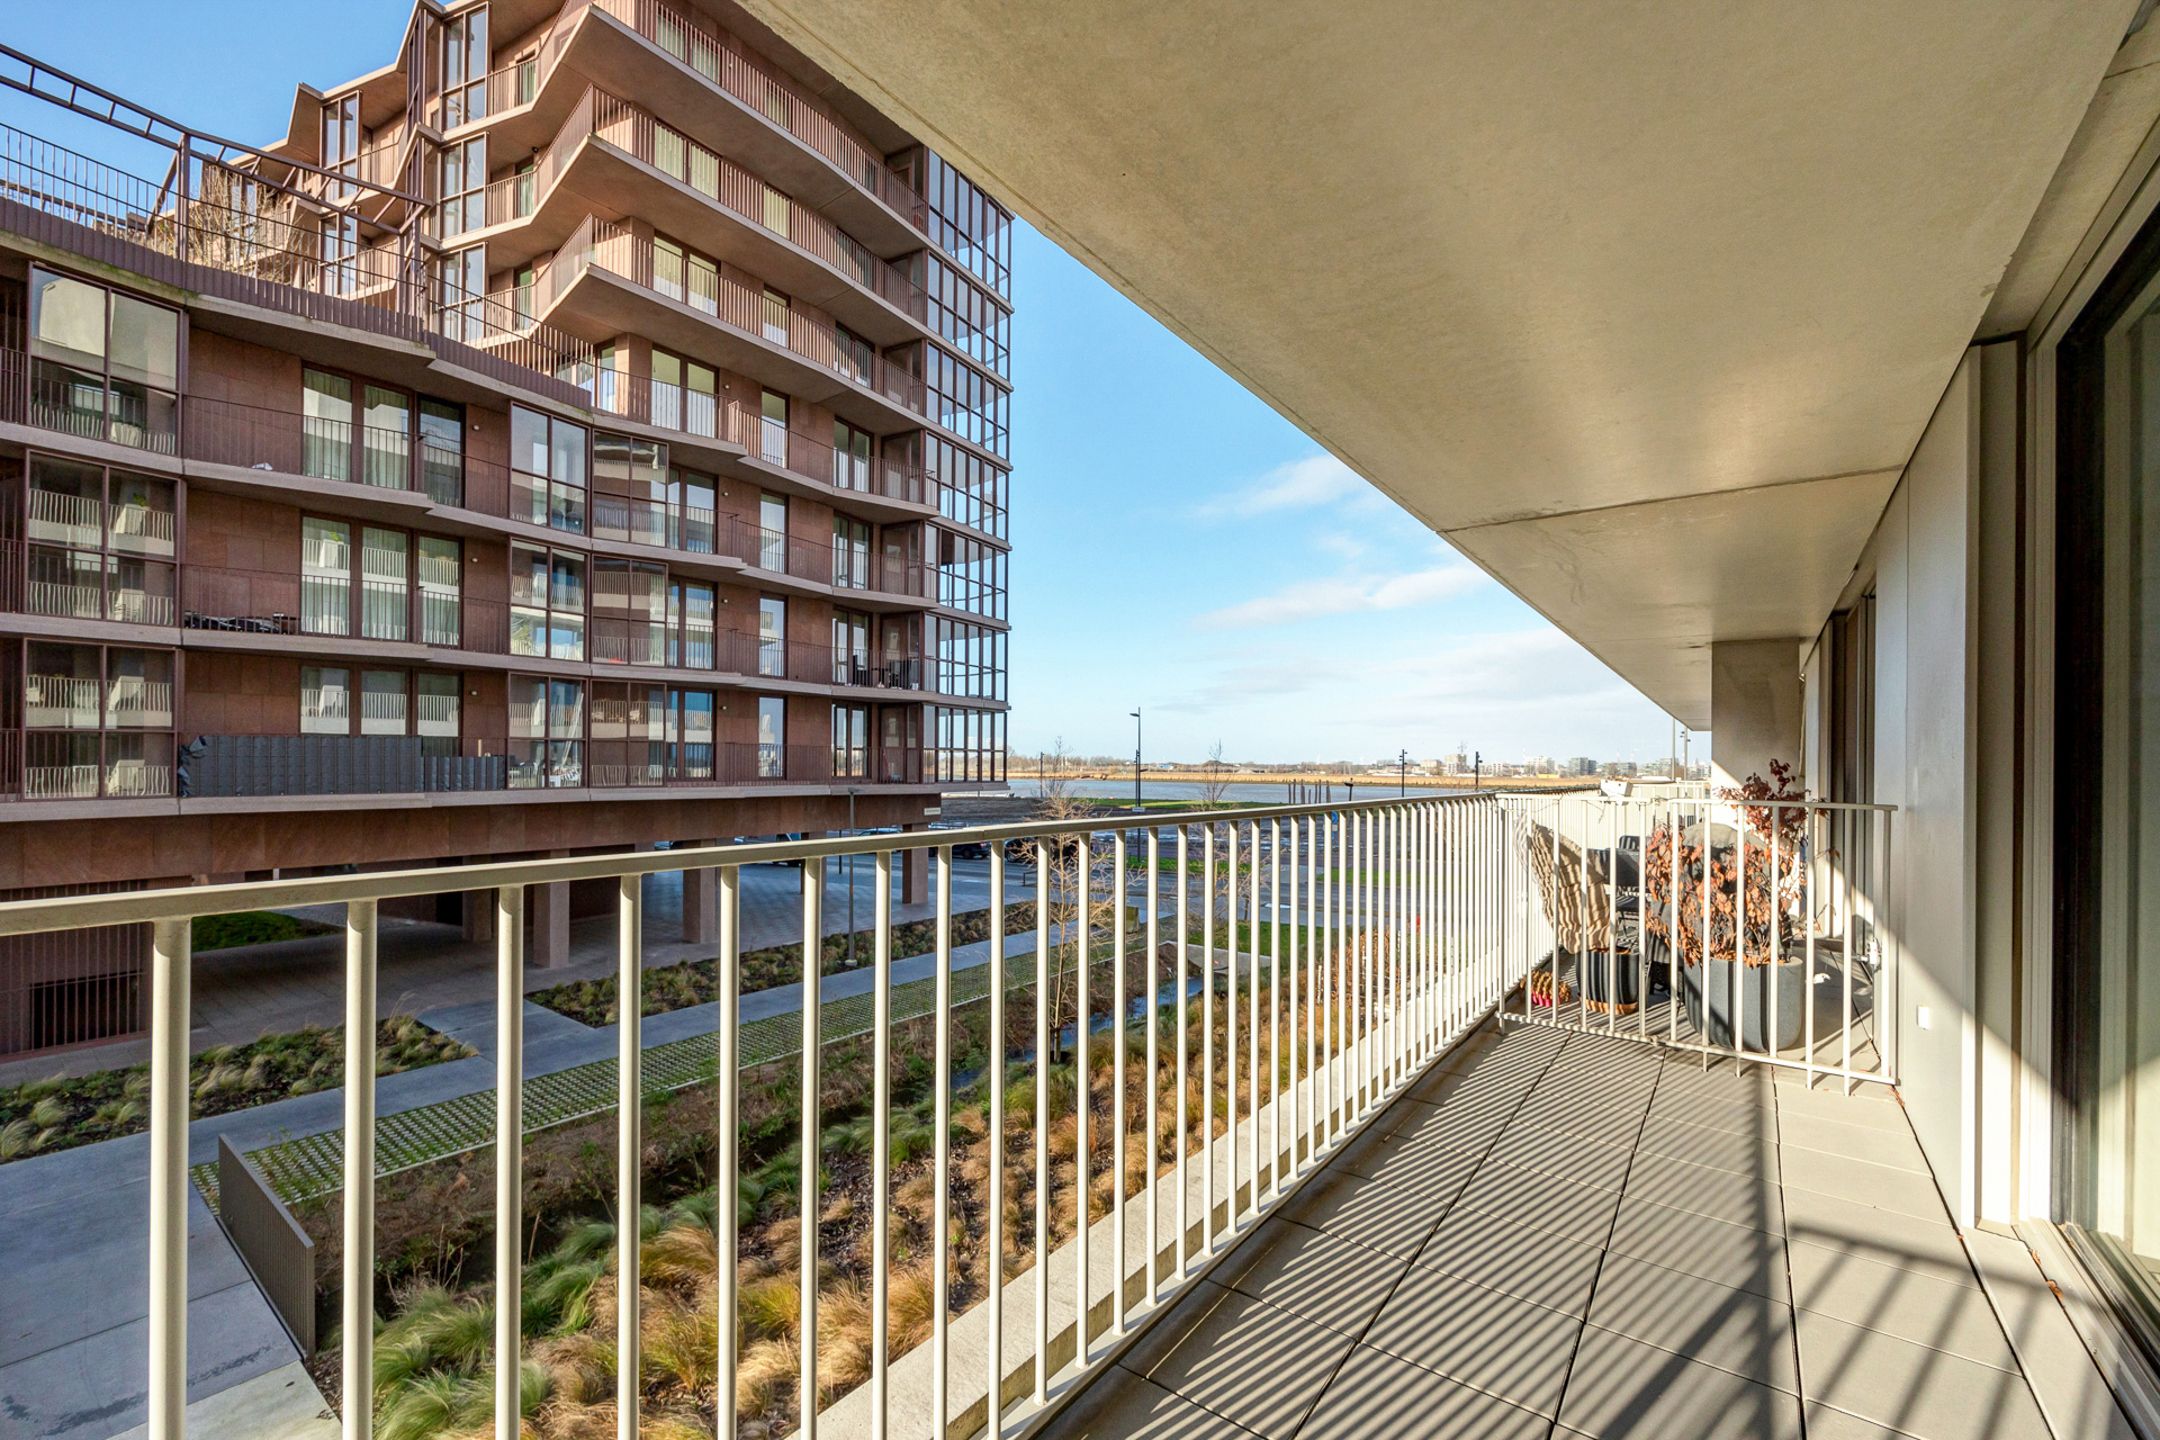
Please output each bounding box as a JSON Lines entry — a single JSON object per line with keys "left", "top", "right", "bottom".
{"left": 1643, "top": 761, "right": 1844, "bottom": 1052}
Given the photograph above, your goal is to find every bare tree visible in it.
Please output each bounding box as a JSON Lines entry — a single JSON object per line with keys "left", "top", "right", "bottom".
{"left": 1032, "top": 739, "right": 1110, "bottom": 1062}
{"left": 1200, "top": 740, "right": 1231, "bottom": 810}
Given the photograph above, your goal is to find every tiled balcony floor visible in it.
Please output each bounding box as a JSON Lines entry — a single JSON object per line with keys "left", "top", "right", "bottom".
{"left": 1040, "top": 1020, "right": 2051, "bottom": 1440}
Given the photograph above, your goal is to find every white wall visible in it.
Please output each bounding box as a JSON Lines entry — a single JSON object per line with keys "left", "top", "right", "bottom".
{"left": 1813, "top": 345, "right": 2007, "bottom": 1225}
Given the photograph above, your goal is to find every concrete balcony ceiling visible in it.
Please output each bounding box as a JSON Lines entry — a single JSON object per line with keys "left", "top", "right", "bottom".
{"left": 739, "top": 0, "right": 2139, "bottom": 722}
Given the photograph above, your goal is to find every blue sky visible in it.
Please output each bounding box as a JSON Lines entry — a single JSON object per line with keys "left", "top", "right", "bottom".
{"left": 4, "top": 3, "right": 1679, "bottom": 766}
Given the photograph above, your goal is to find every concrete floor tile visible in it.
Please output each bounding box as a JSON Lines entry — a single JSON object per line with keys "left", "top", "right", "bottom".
{"left": 1556, "top": 1325, "right": 1803, "bottom": 1440}
{"left": 1413, "top": 1207, "right": 1607, "bottom": 1317}
{"left": 1649, "top": 1088, "right": 1783, "bottom": 1138}
{"left": 1777, "top": 1109, "right": 1930, "bottom": 1173}
{"left": 1787, "top": 1239, "right": 2016, "bottom": 1371}
{"left": 1276, "top": 1166, "right": 1451, "bottom": 1260}
{"left": 1035, "top": 1364, "right": 1257, "bottom": 1440}
{"left": 1794, "top": 1309, "right": 2051, "bottom": 1440}
{"left": 1299, "top": 1344, "right": 1551, "bottom": 1440}
{"left": 1485, "top": 1120, "right": 1634, "bottom": 1192}
{"left": 1624, "top": 1149, "right": 1786, "bottom": 1235}
{"left": 1781, "top": 1147, "right": 1948, "bottom": 1224}
{"left": 1363, "top": 1263, "right": 1582, "bottom": 1417}
{"left": 1779, "top": 1186, "right": 1975, "bottom": 1289}
{"left": 1123, "top": 1282, "right": 1354, "bottom": 1440}
{"left": 1584, "top": 1251, "right": 1800, "bottom": 1392}
{"left": 1636, "top": 1115, "right": 1781, "bottom": 1177}
{"left": 1330, "top": 1126, "right": 1487, "bottom": 1196}
{"left": 1453, "top": 1157, "right": 1624, "bottom": 1244}
{"left": 1608, "top": 1196, "right": 1791, "bottom": 1303}
{"left": 1212, "top": 1217, "right": 1413, "bottom": 1336}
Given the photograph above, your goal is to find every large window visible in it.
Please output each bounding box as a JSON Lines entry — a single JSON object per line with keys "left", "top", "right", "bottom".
{"left": 832, "top": 609, "right": 869, "bottom": 685}
{"left": 654, "top": 236, "right": 719, "bottom": 315}
{"left": 832, "top": 515, "right": 870, "bottom": 589}
{"left": 757, "top": 492, "right": 788, "bottom": 572}
{"left": 591, "top": 432, "right": 669, "bottom": 548}
{"left": 510, "top": 542, "right": 587, "bottom": 659}
{"left": 669, "top": 466, "right": 717, "bottom": 554}
{"left": 2056, "top": 226, "right": 2160, "bottom": 1374}
{"left": 300, "top": 521, "right": 455, "bottom": 645}
{"left": 650, "top": 348, "right": 717, "bottom": 438}
{"left": 922, "top": 151, "right": 1013, "bottom": 298}
{"left": 923, "top": 434, "right": 1008, "bottom": 540}
{"left": 759, "top": 390, "right": 789, "bottom": 466}
{"left": 930, "top": 704, "right": 1006, "bottom": 783}
{"left": 21, "top": 642, "right": 176, "bottom": 800}
{"left": 28, "top": 267, "right": 179, "bottom": 454}
{"left": 436, "top": 136, "right": 487, "bottom": 239}
{"left": 439, "top": 9, "right": 489, "bottom": 127}
{"left": 24, "top": 455, "right": 176, "bottom": 628}
{"left": 921, "top": 343, "right": 1009, "bottom": 457}
{"left": 933, "top": 617, "right": 1006, "bottom": 700}
{"left": 302, "top": 517, "right": 353, "bottom": 636}
{"left": 588, "top": 684, "right": 716, "bottom": 785}
{"left": 419, "top": 399, "right": 464, "bottom": 506}
{"left": 924, "top": 254, "right": 1011, "bottom": 377}
{"left": 758, "top": 596, "right": 787, "bottom": 678}
{"left": 668, "top": 579, "right": 716, "bottom": 669}
{"left": 511, "top": 405, "right": 589, "bottom": 532}
{"left": 592, "top": 559, "right": 667, "bottom": 667}
{"left": 831, "top": 704, "right": 868, "bottom": 778}
{"left": 509, "top": 676, "right": 584, "bottom": 788}
{"left": 834, "top": 420, "right": 873, "bottom": 493}
{"left": 756, "top": 695, "right": 786, "bottom": 778}
{"left": 934, "top": 527, "right": 1007, "bottom": 619}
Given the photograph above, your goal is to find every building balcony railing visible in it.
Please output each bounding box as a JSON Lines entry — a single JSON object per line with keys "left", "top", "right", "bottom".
{"left": 464, "top": 85, "right": 930, "bottom": 325}
{"left": 0, "top": 792, "right": 1909, "bottom": 1439}
{"left": 514, "top": 214, "right": 929, "bottom": 416}
{"left": 585, "top": 0, "right": 932, "bottom": 227}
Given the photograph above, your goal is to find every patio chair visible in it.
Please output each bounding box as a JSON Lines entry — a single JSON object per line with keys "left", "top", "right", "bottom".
{"left": 1518, "top": 817, "right": 1665, "bottom": 1014}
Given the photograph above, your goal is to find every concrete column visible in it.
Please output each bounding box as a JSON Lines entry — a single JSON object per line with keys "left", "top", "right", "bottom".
{"left": 1709, "top": 638, "right": 1804, "bottom": 792}
{"left": 681, "top": 841, "right": 719, "bottom": 944}
{"left": 900, "top": 823, "right": 929, "bottom": 907}
{"left": 530, "top": 879, "right": 572, "bottom": 969}
{"left": 461, "top": 888, "right": 496, "bottom": 945}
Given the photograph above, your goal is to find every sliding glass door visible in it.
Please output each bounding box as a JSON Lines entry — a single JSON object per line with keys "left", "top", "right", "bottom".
{"left": 2056, "top": 209, "right": 2160, "bottom": 1369}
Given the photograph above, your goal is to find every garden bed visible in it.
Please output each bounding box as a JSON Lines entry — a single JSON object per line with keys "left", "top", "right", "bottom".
{"left": 0, "top": 1017, "right": 471, "bottom": 1162}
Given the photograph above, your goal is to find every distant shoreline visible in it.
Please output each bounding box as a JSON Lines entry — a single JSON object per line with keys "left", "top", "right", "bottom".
{"left": 1003, "top": 766, "right": 1610, "bottom": 791}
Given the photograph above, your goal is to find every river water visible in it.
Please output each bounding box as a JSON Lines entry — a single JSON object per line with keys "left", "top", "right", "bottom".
{"left": 1003, "top": 777, "right": 1401, "bottom": 805}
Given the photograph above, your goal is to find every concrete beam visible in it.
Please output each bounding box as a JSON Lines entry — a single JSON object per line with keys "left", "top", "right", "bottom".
{"left": 1709, "top": 638, "right": 1804, "bottom": 791}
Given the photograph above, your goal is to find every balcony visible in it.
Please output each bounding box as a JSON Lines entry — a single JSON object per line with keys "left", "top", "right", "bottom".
{"left": 0, "top": 791, "right": 1988, "bottom": 1440}
{"left": 509, "top": 215, "right": 929, "bottom": 431}
{"left": 457, "top": 86, "right": 930, "bottom": 344}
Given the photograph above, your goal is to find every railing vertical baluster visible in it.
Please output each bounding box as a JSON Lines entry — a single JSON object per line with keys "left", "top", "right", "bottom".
{"left": 617, "top": 874, "right": 642, "bottom": 1440}
{"left": 799, "top": 858, "right": 823, "bottom": 1440}
{"left": 1175, "top": 822, "right": 1189, "bottom": 1276}
{"left": 717, "top": 866, "right": 741, "bottom": 1440}
{"left": 1246, "top": 820, "right": 1260, "bottom": 1204}
{"left": 1224, "top": 821, "right": 1239, "bottom": 1226}
{"left": 870, "top": 854, "right": 892, "bottom": 1440}
{"left": 1316, "top": 815, "right": 1330, "bottom": 1147}
{"left": 147, "top": 915, "right": 189, "bottom": 1440}
{"left": 1202, "top": 823, "right": 1215, "bottom": 1252}
{"left": 343, "top": 899, "right": 376, "bottom": 1440}
{"left": 1770, "top": 809, "right": 1782, "bottom": 1064}
{"left": 932, "top": 845, "right": 953, "bottom": 1434}
{"left": 1111, "top": 828, "right": 1127, "bottom": 1337}
{"left": 1735, "top": 821, "right": 1748, "bottom": 1063}
{"left": 1288, "top": 818, "right": 1304, "bottom": 1175}
{"left": 494, "top": 885, "right": 524, "bottom": 1440}
{"left": 987, "top": 843, "right": 1006, "bottom": 1429}
{"left": 1268, "top": 817, "right": 1282, "bottom": 1199}
{"left": 1804, "top": 806, "right": 1818, "bottom": 1088}
{"left": 1074, "top": 834, "right": 1091, "bottom": 1357}
{"left": 1033, "top": 843, "right": 1049, "bottom": 1405}
{"left": 1701, "top": 799, "right": 1713, "bottom": 1057}
{"left": 1145, "top": 826, "right": 1161, "bottom": 1301}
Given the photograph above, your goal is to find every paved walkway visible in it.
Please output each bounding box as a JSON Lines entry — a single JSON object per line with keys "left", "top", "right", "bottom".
{"left": 1042, "top": 1022, "right": 2061, "bottom": 1440}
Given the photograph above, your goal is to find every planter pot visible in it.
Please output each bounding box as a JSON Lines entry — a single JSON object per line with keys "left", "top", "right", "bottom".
{"left": 1680, "top": 943, "right": 1863, "bottom": 1053}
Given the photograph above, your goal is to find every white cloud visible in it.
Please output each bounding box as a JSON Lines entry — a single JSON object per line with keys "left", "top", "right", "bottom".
{"left": 1193, "top": 563, "right": 1486, "bottom": 630}
{"left": 1194, "top": 454, "right": 1382, "bottom": 519}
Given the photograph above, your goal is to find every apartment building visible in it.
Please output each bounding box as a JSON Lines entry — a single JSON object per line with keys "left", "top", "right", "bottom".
{"left": 0, "top": 0, "right": 1012, "bottom": 1052}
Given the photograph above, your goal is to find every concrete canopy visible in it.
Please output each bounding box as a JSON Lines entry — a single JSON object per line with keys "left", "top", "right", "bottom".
{"left": 739, "top": 0, "right": 2136, "bottom": 725}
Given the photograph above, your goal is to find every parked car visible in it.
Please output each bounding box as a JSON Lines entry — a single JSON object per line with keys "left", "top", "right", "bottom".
{"left": 928, "top": 820, "right": 991, "bottom": 860}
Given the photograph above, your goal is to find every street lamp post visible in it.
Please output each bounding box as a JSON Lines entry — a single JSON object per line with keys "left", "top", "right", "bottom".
{"left": 1398, "top": 748, "right": 1409, "bottom": 796}
{"left": 1474, "top": 749, "right": 1481, "bottom": 792}
{"left": 1131, "top": 707, "right": 1143, "bottom": 813}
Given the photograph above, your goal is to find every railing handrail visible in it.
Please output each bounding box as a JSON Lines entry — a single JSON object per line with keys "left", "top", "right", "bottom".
{"left": 0, "top": 790, "right": 1486, "bottom": 932}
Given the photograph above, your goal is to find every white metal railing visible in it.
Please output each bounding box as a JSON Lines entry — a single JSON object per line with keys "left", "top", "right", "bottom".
{"left": 26, "top": 487, "right": 102, "bottom": 547}
{"left": 0, "top": 793, "right": 1529, "bottom": 1440}
{"left": 24, "top": 673, "right": 100, "bottom": 728}
{"left": 24, "top": 763, "right": 99, "bottom": 799}
{"left": 1493, "top": 791, "right": 1898, "bottom": 1088}
{"left": 106, "top": 675, "right": 173, "bottom": 727}
{"left": 109, "top": 501, "right": 177, "bottom": 554}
